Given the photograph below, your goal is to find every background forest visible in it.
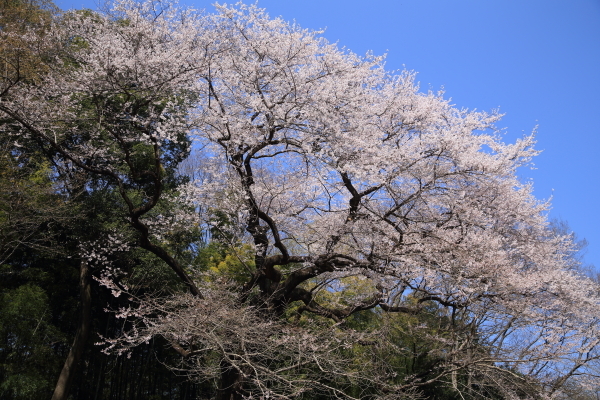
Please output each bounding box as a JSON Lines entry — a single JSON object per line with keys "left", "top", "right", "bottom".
{"left": 1, "top": 1, "right": 599, "bottom": 399}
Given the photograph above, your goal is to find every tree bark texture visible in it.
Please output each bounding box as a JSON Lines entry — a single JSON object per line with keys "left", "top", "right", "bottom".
{"left": 51, "top": 259, "right": 91, "bottom": 400}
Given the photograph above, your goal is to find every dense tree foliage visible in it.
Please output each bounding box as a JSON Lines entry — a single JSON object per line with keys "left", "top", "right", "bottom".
{"left": 1, "top": 1, "right": 599, "bottom": 399}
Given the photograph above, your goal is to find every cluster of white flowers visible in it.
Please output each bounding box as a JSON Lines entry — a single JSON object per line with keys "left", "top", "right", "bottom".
{"left": 81, "top": 233, "right": 131, "bottom": 298}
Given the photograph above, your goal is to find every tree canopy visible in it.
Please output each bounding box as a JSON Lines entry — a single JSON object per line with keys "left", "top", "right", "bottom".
{"left": 1, "top": 1, "right": 599, "bottom": 399}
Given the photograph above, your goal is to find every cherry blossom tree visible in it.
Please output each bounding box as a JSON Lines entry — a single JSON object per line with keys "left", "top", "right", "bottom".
{"left": 1, "top": 1, "right": 598, "bottom": 398}
{"left": 184, "top": 4, "right": 599, "bottom": 397}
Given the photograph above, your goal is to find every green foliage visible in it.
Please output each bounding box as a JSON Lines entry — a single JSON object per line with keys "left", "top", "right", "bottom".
{"left": 0, "top": 285, "right": 66, "bottom": 400}
{"left": 0, "top": 148, "right": 70, "bottom": 262}
{"left": 196, "top": 242, "right": 255, "bottom": 284}
{"left": 0, "top": 0, "right": 58, "bottom": 87}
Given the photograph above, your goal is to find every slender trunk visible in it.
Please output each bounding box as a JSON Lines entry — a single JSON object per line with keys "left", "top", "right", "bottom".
{"left": 51, "top": 259, "right": 91, "bottom": 400}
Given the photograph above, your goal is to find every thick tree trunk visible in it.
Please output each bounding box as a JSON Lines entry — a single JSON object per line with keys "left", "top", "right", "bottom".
{"left": 51, "top": 259, "right": 91, "bottom": 400}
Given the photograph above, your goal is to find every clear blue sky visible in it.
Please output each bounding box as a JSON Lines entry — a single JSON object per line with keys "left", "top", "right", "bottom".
{"left": 55, "top": 0, "right": 600, "bottom": 271}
